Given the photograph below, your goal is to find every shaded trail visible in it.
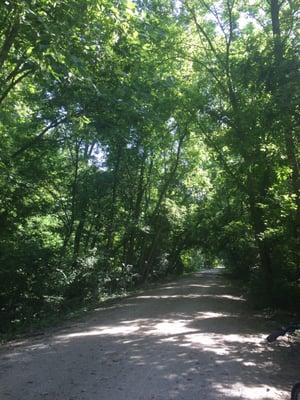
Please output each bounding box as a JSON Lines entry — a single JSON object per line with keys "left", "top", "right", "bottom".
{"left": 0, "top": 271, "right": 299, "bottom": 399}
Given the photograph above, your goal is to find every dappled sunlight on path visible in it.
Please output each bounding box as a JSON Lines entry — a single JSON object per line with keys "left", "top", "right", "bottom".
{"left": 0, "top": 272, "right": 299, "bottom": 399}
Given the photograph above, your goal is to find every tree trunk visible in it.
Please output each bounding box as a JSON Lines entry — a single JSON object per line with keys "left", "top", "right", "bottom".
{"left": 106, "top": 143, "right": 122, "bottom": 252}
{"left": 270, "top": 0, "right": 300, "bottom": 228}
{"left": 61, "top": 140, "right": 80, "bottom": 255}
{"left": 124, "top": 150, "right": 146, "bottom": 266}
{"left": 138, "top": 131, "right": 186, "bottom": 281}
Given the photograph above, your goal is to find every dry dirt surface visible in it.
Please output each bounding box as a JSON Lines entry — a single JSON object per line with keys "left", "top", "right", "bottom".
{"left": 0, "top": 270, "right": 299, "bottom": 400}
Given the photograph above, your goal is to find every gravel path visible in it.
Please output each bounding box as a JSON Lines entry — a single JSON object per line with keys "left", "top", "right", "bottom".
{"left": 0, "top": 271, "right": 299, "bottom": 400}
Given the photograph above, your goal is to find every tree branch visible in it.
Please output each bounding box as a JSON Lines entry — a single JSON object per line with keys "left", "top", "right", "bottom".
{"left": 0, "top": 69, "right": 32, "bottom": 107}
{"left": 12, "top": 116, "right": 69, "bottom": 159}
{"left": 0, "top": 12, "right": 20, "bottom": 70}
{"left": 185, "top": 1, "right": 225, "bottom": 67}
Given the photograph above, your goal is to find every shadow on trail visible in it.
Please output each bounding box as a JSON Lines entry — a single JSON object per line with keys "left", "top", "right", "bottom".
{"left": 0, "top": 273, "right": 299, "bottom": 400}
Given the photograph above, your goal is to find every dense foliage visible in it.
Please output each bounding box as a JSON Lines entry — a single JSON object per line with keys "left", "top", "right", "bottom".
{"left": 0, "top": 0, "right": 299, "bottom": 332}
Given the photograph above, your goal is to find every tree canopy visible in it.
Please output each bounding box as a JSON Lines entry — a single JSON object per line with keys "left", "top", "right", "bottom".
{"left": 1, "top": 0, "right": 299, "bottom": 333}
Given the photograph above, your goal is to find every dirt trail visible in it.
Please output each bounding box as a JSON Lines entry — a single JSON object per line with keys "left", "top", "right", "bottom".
{"left": 0, "top": 271, "right": 299, "bottom": 400}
